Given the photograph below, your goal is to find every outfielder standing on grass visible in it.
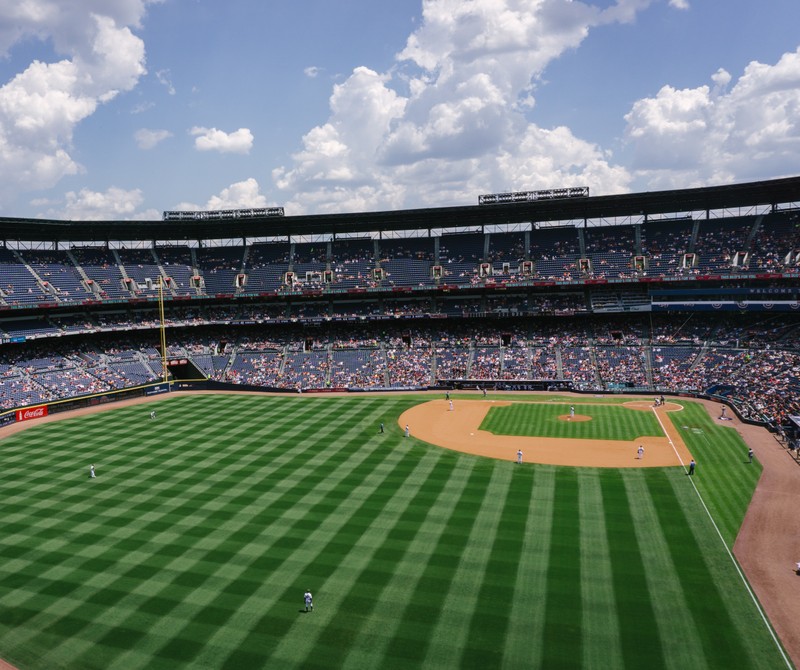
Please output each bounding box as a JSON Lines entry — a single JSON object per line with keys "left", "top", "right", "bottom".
{"left": 304, "top": 590, "right": 313, "bottom": 612}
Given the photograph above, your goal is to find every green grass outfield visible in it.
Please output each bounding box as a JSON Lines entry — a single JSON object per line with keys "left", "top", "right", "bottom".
{"left": 0, "top": 393, "right": 789, "bottom": 669}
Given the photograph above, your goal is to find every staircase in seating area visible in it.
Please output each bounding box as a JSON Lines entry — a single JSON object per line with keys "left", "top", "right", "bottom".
{"left": 11, "top": 249, "right": 60, "bottom": 302}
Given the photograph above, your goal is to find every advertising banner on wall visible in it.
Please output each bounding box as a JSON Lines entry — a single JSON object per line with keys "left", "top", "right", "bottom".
{"left": 15, "top": 405, "right": 48, "bottom": 423}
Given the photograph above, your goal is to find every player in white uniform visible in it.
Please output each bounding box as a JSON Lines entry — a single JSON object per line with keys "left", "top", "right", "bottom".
{"left": 304, "top": 590, "right": 313, "bottom": 612}
{"left": 89, "top": 464, "right": 96, "bottom": 478}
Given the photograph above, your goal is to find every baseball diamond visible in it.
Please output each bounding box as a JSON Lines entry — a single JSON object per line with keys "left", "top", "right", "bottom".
{"left": 0, "top": 392, "right": 794, "bottom": 669}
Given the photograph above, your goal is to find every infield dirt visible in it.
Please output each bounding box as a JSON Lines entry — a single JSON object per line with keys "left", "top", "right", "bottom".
{"left": 398, "top": 398, "right": 693, "bottom": 467}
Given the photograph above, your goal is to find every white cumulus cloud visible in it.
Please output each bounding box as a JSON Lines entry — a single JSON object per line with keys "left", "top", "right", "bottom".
{"left": 190, "top": 126, "right": 254, "bottom": 154}
{"left": 624, "top": 46, "right": 800, "bottom": 188}
{"left": 134, "top": 128, "right": 171, "bottom": 150}
{"left": 273, "top": 0, "right": 639, "bottom": 213}
{"left": 0, "top": 0, "right": 151, "bottom": 206}
{"left": 53, "top": 186, "right": 149, "bottom": 220}
{"left": 172, "top": 177, "right": 269, "bottom": 211}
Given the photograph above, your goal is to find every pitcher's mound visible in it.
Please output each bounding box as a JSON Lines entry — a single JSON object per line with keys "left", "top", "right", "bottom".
{"left": 559, "top": 414, "right": 591, "bottom": 422}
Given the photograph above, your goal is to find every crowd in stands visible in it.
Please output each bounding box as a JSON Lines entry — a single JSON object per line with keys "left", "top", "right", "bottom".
{"left": 0, "top": 212, "right": 798, "bottom": 307}
{"left": 0, "top": 209, "right": 798, "bottom": 429}
{"left": 3, "top": 313, "right": 799, "bottom": 429}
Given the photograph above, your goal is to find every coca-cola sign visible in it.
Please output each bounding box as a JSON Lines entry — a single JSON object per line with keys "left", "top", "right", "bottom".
{"left": 16, "top": 405, "right": 48, "bottom": 422}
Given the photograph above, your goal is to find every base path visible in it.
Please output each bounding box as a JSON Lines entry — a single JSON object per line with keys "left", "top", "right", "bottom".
{"left": 398, "top": 398, "right": 693, "bottom": 467}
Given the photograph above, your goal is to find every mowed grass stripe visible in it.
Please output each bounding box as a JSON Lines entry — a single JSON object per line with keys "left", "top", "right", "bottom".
{"left": 0, "top": 400, "right": 412, "bottom": 670}
{"left": 0, "top": 396, "right": 316, "bottom": 520}
{"left": 645, "top": 469, "right": 752, "bottom": 669}
{"left": 480, "top": 403, "right": 663, "bottom": 440}
{"left": 138, "top": 400, "right": 416, "bottom": 669}
{"left": 459, "top": 464, "right": 533, "bottom": 668}
{"left": 622, "top": 471, "right": 706, "bottom": 670}
{"left": 284, "top": 453, "right": 455, "bottom": 668}
{"left": 0, "top": 400, "right": 357, "bottom": 581}
{"left": 112, "top": 435, "right": 409, "bottom": 670}
{"left": 578, "top": 471, "right": 623, "bottom": 670}
{"left": 214, "top": 436, "right": 428, "bottom": 668}
{"left": 599, "top": 471, "right": 665, "bottom": 669}
{"left": 376, "top": 463, "right": 495, "bottom": 668}
{"left": 541, "top": 469, "right": 583, "bottom": 669}
{"left": 338, "top": 459, "right": 483, "bottom": 670}
{"left": 502, "top": 467, "right": 556, "bottom": 670}
{"left": 17, "top": 402, "right": 396, "bottom": 658}
{"left": 420, "top": 464, "right": 514, "bottom": 669}
{"left": 173, "top": 402, "right": 417, "bottom": 669}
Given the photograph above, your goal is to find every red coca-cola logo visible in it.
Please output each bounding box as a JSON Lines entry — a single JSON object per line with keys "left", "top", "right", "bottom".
{"left": 16, "top": 405, "right": 48, "bottom": 422}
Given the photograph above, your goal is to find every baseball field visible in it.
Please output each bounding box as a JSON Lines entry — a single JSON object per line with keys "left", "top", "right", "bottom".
{"left": 0, "top": 392, "right": 791, "bottom": 669}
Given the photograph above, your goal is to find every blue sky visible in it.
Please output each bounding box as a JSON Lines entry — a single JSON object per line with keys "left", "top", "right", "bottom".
{"left": 0, "top": 0, "right": 799, "bottom": 221}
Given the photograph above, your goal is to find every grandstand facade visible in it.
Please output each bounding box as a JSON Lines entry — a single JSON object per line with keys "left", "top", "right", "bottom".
{"left": 1, "top": 177, "right": 799, "bottom": 431}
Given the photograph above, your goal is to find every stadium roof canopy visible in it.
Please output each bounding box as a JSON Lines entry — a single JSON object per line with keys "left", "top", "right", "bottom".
{"left": 2, "top": 176, "right": 799, "bottom": 244}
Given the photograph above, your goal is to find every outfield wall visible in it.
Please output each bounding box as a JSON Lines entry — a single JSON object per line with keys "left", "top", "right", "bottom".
{"left": 0, "top": 376, "right": 775, "bottom": 439}
{"left": 0, "top": 381, "right": 171, "bottom": 430}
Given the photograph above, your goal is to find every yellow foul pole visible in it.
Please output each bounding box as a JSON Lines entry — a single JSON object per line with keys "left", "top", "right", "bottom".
{"left": 158, "top": 277, "right": 168, "bottom": 384}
